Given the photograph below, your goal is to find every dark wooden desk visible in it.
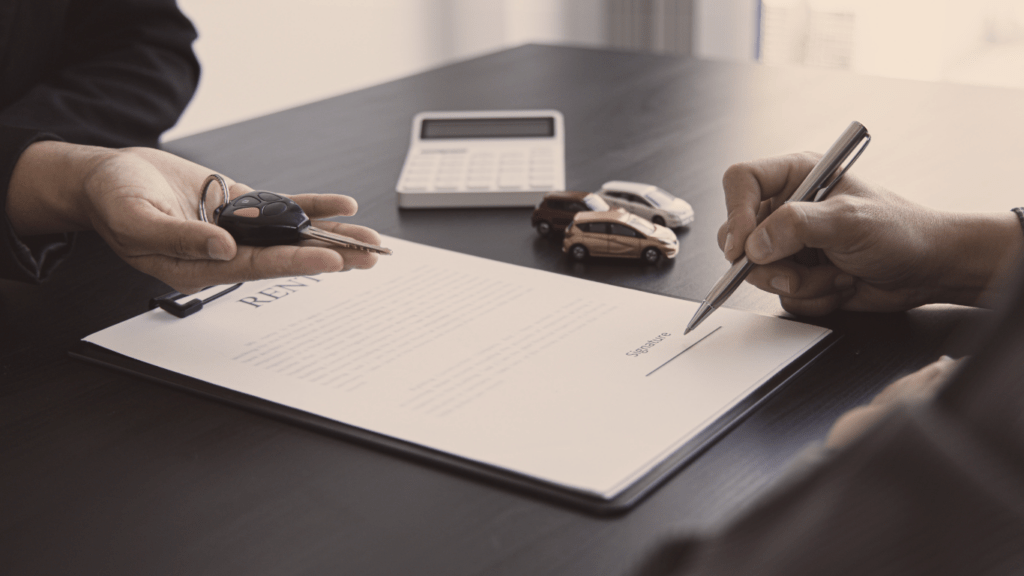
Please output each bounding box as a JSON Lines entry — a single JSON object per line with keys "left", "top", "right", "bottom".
{"left": 2, "top": 45, "right": 1016, "bottom": 575}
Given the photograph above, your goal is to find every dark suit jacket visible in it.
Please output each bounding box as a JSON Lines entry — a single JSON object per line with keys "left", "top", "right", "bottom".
{"left": 0, "top": 0, "right": 198, "bottom": 282}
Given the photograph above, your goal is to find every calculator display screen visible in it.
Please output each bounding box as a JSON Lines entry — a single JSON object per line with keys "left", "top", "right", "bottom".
{"left": 421, "top": 117, "right": 554, "bottom": 139}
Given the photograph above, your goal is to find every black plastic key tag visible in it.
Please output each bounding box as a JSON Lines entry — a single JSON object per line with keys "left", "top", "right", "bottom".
{"left": 198, "top": 175, "right": 391, "bottom": 255}
{"left": 216, "top": 191, "right": 309, "bottom": 246}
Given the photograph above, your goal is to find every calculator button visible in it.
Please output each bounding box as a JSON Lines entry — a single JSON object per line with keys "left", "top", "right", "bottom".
{"left": 435, "top": 182, "right": 460, "bottom": 191}
{"left": 466, "top": 182, "right": 491, "bottom": 190}
{"left": 262, "top": 202, "right": 288, "bottom": 216}
{"left": 258, "top": 192, "right": 282, "bottom": 202}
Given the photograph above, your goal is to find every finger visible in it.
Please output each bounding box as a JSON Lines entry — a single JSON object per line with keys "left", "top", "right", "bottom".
{"left": 716, "top": 201, "right": 782, "bottom": 259}
{"left": 826, "top": 404, "right": 888, "bottom": 449}
{"left": 229, "top": 182, "right": 254, "bottom": 198}
{"left": 779, "top": 289, "right": 853, "bottom": 317}
{"left": 111, "top": 201, "right": 237, "bottom": 261}
{"left": 721, "top": 153, "right": 820, "bottom": 261}
{"left": 746, "top": 261, "right": 855, "bottom": 299}
{"left": 873, "top": 356, "right": 962, "bottom": 406}
{"left": 292, "top": 194, "right": 358, "bottom": 218}
{"left": 744, "top": 195, "right": 866, "bottom": 264}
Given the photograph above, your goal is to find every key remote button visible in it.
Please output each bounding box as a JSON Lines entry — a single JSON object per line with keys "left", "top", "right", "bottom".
{"left": 261, "top": 202, "right": 288, "bottom": 216}
{"left": 258, "top": 192, "right": 282, "bottom": 202}
{"left": 232, "top": 207, "right": 260, "bottom": 218}
{"left": 233, "top": 196, "right": 259, "bottom": 206}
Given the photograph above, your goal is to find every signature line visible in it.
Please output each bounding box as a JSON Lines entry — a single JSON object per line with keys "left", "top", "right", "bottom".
{"left": 646, "top": 326, "right": 722, "bottom": 377}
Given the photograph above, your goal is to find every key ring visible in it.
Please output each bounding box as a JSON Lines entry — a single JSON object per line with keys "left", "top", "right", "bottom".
{"left": 199, "top": 174, "right": 231, "bottom": 224}
{"left": 148, "top": 173, "right": 242, "bottom": 318}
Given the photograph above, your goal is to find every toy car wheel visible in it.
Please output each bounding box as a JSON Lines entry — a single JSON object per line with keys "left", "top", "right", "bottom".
{"left": 652, "top": 216, "right": 665, "bottom": 226}
{"left": 569, "top": 244, "right": 588, "bottom": 261}
{"left": 642, "top": 247, "right": 661, "bottom": 264}
{"left": 536, "top": 220, "right": 552, "bottom": 237}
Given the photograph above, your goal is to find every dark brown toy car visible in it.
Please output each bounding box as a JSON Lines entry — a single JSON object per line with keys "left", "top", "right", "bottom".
{"left": 531, "top": 191, "right": 610, "bottom": 237}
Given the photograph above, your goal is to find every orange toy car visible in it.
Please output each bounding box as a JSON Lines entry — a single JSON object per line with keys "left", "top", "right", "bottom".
{"left": 563, "top": 209, "right": 678, "bottom": 263}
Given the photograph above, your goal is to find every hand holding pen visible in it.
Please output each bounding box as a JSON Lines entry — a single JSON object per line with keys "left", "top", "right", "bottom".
{"left": 687, "top": 122, "right": 871, "bottom": 332}
{"left": 688, "top": 121, "right": 1023, "bottom": 327}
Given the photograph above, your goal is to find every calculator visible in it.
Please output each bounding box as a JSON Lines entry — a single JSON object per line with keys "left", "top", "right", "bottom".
{"left": 396, "top": 110, "right": 566, "bottom": 208}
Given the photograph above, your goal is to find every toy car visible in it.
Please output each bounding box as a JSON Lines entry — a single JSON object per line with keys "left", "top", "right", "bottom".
{"left": 531, "top": 191, "right": 610, "bottom": 237}
{"left": 596, "top": 181, "right": 694, "bottom": 228}
{"left": 563, "top": 209, "right": 678, "bottom": 263}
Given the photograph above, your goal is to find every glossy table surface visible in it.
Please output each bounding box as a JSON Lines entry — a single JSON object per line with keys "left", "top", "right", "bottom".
{"left": 2, "top": 45, "right": 1018, "bottom": 575}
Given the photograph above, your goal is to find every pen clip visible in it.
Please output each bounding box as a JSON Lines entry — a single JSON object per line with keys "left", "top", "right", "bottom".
{"left": 813, "top": 134, "right": 871, "bottom": 202}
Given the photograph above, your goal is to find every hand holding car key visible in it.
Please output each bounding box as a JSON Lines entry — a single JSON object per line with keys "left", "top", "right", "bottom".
{"left": 200, "top": 174, "right": 392, "bottom": 255}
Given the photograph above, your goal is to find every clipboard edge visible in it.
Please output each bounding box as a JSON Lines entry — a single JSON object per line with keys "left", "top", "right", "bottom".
{"left": 70, "top": 331, "right": 840, "bottom": 516}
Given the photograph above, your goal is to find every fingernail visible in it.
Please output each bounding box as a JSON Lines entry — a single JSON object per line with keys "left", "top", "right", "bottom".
{"left": 207, "top": 237, "right": 233, "bottom": 261}
{"left": 769, "top": 275, "right": 791, "bottom": 294}
{"left": 724, "top": 232, "right": 735, "bottom": 258}
{"left": 835, "top": 273, "right": 855, "bottom": 289}
{"left": 747, "top": 228, "right": 772, "bottom": 261}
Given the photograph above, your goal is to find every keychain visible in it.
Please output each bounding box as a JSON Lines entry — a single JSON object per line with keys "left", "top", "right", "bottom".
{"left": 199, "top": 174, "right": 392, "bottom": 255}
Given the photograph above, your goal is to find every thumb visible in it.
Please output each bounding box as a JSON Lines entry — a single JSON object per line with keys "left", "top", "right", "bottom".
{"left": 743, "top": 200, "right": 847, "bottom": 264}
{"left": 112, "top": 205, "right": 238, "bottom": 261}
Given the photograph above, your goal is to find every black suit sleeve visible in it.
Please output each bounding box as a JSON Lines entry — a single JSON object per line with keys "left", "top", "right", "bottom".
{"left": 0, "top": 126, "right": 72, "bottom": 283}
{"left": 0, "top": 0, "right": 199, "bottom": 149}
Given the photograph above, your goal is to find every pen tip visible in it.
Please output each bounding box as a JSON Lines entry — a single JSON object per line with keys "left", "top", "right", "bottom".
{"left": 683, "top": 327, "right": 692, "bottom": 336}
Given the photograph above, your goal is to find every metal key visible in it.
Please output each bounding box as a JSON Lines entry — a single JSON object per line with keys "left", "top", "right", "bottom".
{"left": 215, "top": 191, "right": 393, "bottom": 255}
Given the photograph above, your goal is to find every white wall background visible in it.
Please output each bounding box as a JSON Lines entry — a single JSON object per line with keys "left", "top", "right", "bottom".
{"left": 165, "top": 0, "right": 605, "bottom": 141}
{"left": 166, "top": 0, "right": 1024, "bottom": 142}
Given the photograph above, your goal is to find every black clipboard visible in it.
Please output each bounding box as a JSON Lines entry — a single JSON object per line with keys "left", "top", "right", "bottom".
{"left": 71, "top": 332, "right": 837, "bottom": 516}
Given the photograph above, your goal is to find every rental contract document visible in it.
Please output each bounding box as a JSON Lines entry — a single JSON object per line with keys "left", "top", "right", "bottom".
{"left": 85, "top": 237, "right": 830, "bottom": 500}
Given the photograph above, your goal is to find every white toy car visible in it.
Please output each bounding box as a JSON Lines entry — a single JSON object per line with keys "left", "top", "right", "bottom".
{"left": 596, "top": 181, "right": 694, "bottom": 228}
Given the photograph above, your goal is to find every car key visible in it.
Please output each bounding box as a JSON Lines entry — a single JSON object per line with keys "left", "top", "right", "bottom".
{"left": 215, "top": 191, "right": 392, "bottom": 255}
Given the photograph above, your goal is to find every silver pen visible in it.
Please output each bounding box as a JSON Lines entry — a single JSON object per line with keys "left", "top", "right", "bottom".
{"left": 685, "top": 121, "right": 872, "bottom": 335}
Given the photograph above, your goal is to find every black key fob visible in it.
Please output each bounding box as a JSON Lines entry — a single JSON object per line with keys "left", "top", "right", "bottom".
{"left": 216, "top": 191, "right": 310, "bottom": 246}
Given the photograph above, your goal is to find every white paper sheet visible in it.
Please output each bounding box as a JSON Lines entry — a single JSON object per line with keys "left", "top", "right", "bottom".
{"left": 85, "top": 236, "right": 829, "bottom": 499}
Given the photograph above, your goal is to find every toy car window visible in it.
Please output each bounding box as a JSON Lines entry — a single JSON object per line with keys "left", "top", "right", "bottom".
{"left": 631, "top": 195, "right": 652, "bottom": 207}
{"left": 546, "top": 200, "right": 566, "bottom": 210}
{"left": 609, "top": 224, "right": 638, "bottom": 237}
{"left": 626, "top": 214, "right": 656, "bottom": 234}
{"left": 583, "top": 194, "right": 610, "bottom": 211}
{"left": 645, "top": 188, "right": 673, "bottom": 208}
{"left": 568, "top": 202, "right": 587, "bottom": 212}
{"left": 589, "top": 222, "right": 610, "bottom": 234}
{"left": 575, "top": 223, "right": 589, "bottom": 232}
